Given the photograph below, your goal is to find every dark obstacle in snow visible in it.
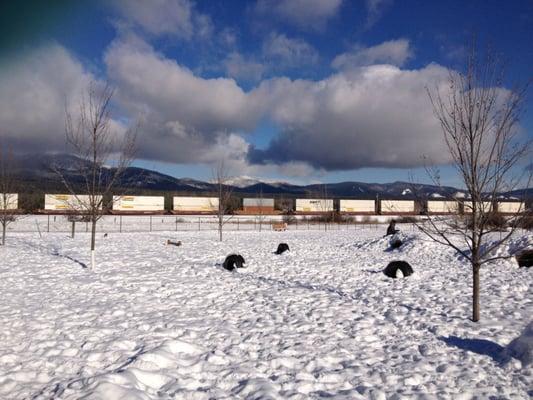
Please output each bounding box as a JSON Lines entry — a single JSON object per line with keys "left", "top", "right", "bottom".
{"left": 516, "top": 250, "right": 533, "bottom": 268}
{"left": 390, "top": 238, "right": 403, "bottom": 249}
{"left": 222, "top": 254, "right": 246, "bottom": 271}
{"left": 383, "top": 261, "right": 414, "bottom": 278}
{"left": 275, "top": 243, "right": 290, "bottom": 255}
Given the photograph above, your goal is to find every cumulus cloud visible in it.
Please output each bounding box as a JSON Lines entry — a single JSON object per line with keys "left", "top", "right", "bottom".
{"left": 0, "top": 44, "right": 94, "bottom": 152}
{"left": 332, "top": 39, "right": 412, "bottom": 69}
{"left": 103, "top": 36, "right": 264, "bottom": 163}
{"left": 223, "top": 52, "right": 266, "bottom": 82}
{"left": 262, "top": 32, "right": 319, "bottom": 68}
{"left": 254, "top": 0, "right": 343, "bottom": 30}
{"left": 111, "top": 0, "right": 212, "bottom": 40}
{"left": 248, "top": 64, "right": 452, "bottom": 170}
{"left": 0, "top": 38, "right": 466, "bottom": 175}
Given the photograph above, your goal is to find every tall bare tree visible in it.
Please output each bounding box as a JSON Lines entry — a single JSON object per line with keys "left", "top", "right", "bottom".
{"left": 0, "top": 143, "right": 19, "bottom": 245}
{"left": 54, "top": 82, "right": 136, "bottom": 270}
{"left": 421, "top": 44, "right": 531, "bottom": 322}
{"left": 213, "top": 160, "right": 234, "bottom": 242}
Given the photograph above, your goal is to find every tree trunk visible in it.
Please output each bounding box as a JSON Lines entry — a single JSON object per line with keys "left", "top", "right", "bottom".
{"left": 2, "top": 222, "right": 5, "bottom": 245}
{"left": 90, "top": 219, "right": 96, "bottom": 270}
{"left": 472, "top": 262, "right": 481, "bottom": 322}
{"left": 71, "top": 220, "right": 75, "bottom": 239}
{"left": 218, "top": 219, "right": 222, "bottom": 242}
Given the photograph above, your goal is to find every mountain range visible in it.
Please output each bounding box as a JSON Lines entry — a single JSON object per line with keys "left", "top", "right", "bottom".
{"left": 7, "top": 153, "right": 531, "bottom": 199}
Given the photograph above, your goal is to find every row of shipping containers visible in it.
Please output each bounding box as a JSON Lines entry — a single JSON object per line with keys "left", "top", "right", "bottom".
{"left": 1, "top": 194, "right": 527, "bottom": 215}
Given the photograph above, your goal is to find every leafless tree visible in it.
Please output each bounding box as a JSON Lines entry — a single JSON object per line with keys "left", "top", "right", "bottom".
{"left": 213, "top": 160, "right": 234, "bottom": 241}
{"left": 420, "top": 44, "right": 531, "bottom": 322}
{"left": 54, "top": 82, "right": 136, "bottom": 270}
{"left": 0, "top": 143, "right": 19, "bottom": 245}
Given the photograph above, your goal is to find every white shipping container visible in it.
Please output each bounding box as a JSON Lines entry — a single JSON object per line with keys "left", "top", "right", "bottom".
{"left": 296, "top": 199, "right": 333, "bottom": 212}
{"left": 113, "top": 195, "right": 165, "bottom": 211}
{"left": 243, "top": 198, "right": 275, "bottom": 207}
{"left": 173, "top": 196, "right": 219, "bottom": 212}
{"left": 427, "top": 200, "right": 459, "bottom": 214}
{"left": 339, "top": 199, "right": 375, "bottom": 213}
{"left": 463, "top": 201, "right": 492, "bottom": 214}
{"left": 381, "top": 200, "right": 415, "bottom": 213}
{"left": 497, "top": 201, "right": 524, "bottom": 213}
{"left": 44, "top": 194, "right": 102, "bottom": 211}
{"left": 0, "top": 193, "right": 18, "bottom": 210}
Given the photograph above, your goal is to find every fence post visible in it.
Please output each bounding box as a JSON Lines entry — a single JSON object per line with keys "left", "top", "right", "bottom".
{"left": 175, "top": 216, "right": 178, "bottom": 231}
{"left": 237, "top": 218, "right": 240, "bottom": 231}
{"left": 119, "top": 215, "right": 122, "bottom": 233}
{"left": 47, "top": 215, "right": 50, "bottom": 233}
{"left": 150, "top": 216, "right": 152, "bottom": 232}
{"left": 198, "top": 217, "right": 200, "bottom": 231}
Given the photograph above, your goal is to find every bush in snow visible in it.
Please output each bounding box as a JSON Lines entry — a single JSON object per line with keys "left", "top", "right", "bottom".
{"left": 383, "top": 261, "right": 413, "bottom": 278}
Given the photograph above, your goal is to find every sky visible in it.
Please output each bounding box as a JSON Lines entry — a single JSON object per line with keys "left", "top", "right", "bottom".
{"left": 0, "top": 0, "right": 532, "bottom": 187}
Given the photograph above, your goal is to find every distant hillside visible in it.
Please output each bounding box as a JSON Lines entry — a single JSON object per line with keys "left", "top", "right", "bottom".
{"left": 8, "top": 153, "right": 530, "bottom": 200}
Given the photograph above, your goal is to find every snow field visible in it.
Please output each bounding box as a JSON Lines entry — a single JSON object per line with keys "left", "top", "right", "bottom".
{"left": 0, "top": 228, "right": 531, "bottom": 399}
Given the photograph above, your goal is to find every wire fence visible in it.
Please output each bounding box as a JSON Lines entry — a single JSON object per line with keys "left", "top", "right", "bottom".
{"left": 7, "top": 214, "right": 413, "bottom": 234}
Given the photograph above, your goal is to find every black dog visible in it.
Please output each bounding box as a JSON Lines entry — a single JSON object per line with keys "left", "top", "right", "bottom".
{"left": 275, "top": 243, "right": 290, "bottom": 255}
{"left": 223, "top": 254, "right": 246, "bottom": 271}
{"left": 383, "top": 260, "right": 413, "bottom": 278}
{"left": 386, "top": 220, "right": 399, "bottom": 236}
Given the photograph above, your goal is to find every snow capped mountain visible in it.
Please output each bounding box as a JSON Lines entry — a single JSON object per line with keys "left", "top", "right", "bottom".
{"left": 225, "top": 176, "right": 289, "bottom": 188}
{"left": 9, "top": 153, "right": 531, "bottom": 199}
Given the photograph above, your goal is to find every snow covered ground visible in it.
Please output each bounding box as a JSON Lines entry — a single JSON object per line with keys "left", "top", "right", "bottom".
{"left": 0, "top": 226, "right": 531, "bottom": 399}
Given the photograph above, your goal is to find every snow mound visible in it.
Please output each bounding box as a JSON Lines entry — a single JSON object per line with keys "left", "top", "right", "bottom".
{"left": 506, "top": 321, "right": 533, "bottom": 367}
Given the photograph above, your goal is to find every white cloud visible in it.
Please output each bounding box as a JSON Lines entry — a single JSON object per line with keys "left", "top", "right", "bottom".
{"left": 223, "top": 52, "right": 266, "bottom": 82}
{"left": 0, "top": 39, "right": 467, "bottom": 176}
{"left": 0, "top": 44, "right": 94, "bottom": 152}
{"left": 254, "top": 0, "right": 343, "bottom": 30}
{"left": 332, "top": 39, "right": 412, "bottom": 69}
{"left": 103, "top": 36, "right": 264, "bottom": 163}
{"left": 248, "top": 64, "right": 452, "bottom": 170}
{"left": 111, "top": 0, "right": 212, "bottom": 40}
{"left": 262, "top": 32, "right": 319, "bottom": 68}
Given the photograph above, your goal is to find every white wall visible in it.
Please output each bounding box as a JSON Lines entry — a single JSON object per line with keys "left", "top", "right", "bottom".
{"left": 0, "top": 193, "right": 18, "bottom": 209}
{"left": 113, "top": 196, "right": 165, "bottom": 211}
{"left": 173, "top": 196, "right": 219, "bottom": 212}
{"left": 427, "top": 200, "right": 459, "bottom": 213}
{"left": 463, "top": 201, "right": 492, "bottom": 214}
{"left": 381, "top": 200, "right": 415, "bottom": 213}
{"left": 296, "top": 199, "right": 334, "bottom": 212}
{"left": 44, "top": 194, "right": 102, "bottom": 211}
{"left": 497, "top": 202, "right": 524, "bottom": 213}
{"left": 339, "top": 199, "right": 375, "bottom": 213}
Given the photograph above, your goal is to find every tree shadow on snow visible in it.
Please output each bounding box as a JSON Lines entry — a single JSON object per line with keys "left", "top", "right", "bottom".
{"left": 51, "top": 249, "right": 88, "bottom": 269}
{"left": 438, "top": 335, "right": 510, "bottom": 365}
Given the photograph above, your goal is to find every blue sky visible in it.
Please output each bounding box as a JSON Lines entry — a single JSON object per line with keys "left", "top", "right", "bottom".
{"left": 1, "top": 0, "right": 532, "bottom": 187}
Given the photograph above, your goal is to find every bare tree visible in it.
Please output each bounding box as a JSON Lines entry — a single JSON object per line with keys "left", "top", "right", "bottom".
{"left": 213, "top": 160, "right": 234, "bottom": 241}
{"left": 421, "top": 44, "right": 531, "bottom": 322}
{"left": 0, "top": 144, "right": 19, "bottom": 245}
{"left": 54, "top": 82, "right": 136, "bottom": 270}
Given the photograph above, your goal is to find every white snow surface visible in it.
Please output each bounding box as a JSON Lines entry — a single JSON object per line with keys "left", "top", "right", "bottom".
{"left": 0, "top": 228, "right": 532, "bottom": 399}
